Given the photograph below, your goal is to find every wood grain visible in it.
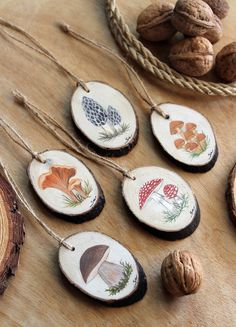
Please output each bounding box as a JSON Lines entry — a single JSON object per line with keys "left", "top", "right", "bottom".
{"left": 0, "top": 0, "right": 235, "bottom": 326}
{"left": 0, "top": 174, "right": 24, "bottom": 294}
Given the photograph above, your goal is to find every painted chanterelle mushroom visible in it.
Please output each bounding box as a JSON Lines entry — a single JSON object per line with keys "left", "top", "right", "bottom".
{"left": 80, "top": 245, "right": 125, "bottom": 287}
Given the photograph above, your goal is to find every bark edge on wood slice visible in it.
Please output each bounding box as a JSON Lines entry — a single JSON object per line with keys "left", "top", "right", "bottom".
{"left": 0, "top": 174, "right": 24, "bottom": 294}
{"left": 122, "top": 166, "right": 200, "bottom": 240}
{"left": 59, "top": 231, "right": 147, "bottom": 306}
{"left": 71, "top": 81, "right": 139, "bottom": 157}
{"left": 28, "top": 150, "right": 105, "bottom": 223}
{"left": 151, "top": 103, "right": 218, "bottom": 172}
{"left": 226, "top": 163, "right": 236, "bottom": 225}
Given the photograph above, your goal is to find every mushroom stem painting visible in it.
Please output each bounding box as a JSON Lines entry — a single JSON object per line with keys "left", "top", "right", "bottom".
{"left": 139, "top": 179, "right": 189, "bottom": 223}
{"left": 38, "top": 165, "right": 92, "bottom": 208}
{"left": 80, "top": 245, "right": 133, "bottom": 295}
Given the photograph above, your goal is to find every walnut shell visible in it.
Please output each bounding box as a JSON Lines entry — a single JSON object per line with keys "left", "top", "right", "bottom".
{"left": 202, "top": 0, "right": 229, "bottom": 19}
{"left": 204, "top": 14, "right": 223, "bottom": 44}
{"left": 136, "top": 2, "right": 176, "bottom": 42}
{"left": 171, "top": 0, "right": 215, "bottom": 36}
{"left": 161, "top": 250, "right": 203, "bottom": 296}
{"left": 215, "top": 42, "right": 236, "bottom": 82}
{"left": 169, "top": 36, "right": 214, "bottom": 77}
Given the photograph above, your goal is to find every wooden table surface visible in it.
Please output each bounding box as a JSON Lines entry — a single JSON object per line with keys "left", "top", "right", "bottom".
{"left": 0, "top": 0, "right": 235, "bottom": 326}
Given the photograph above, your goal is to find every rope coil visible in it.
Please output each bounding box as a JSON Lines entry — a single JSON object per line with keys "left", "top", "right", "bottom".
{"left": 105, "top": 0, "right": 236, "bottom": 97}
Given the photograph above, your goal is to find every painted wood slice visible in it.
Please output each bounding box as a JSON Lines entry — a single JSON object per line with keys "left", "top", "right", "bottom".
{"left": 226, "top": 163, "right": 236, "bottom": 225}
{"left": 71, "top": 81, "right": 138, "bottom": 157}
{"left": 59, "top": 231, "right": 147, "bottom": 306}
{"left": 28, "top": 150, "right": 105, "bottom": 223}
{"left": 122, "top": 167, "right": 200, "bottom": 240}
{"left": 151, "top": 103, "right": 218, "bottom": 172}
{"left": 0, "top": 174, "right": 24, "bottom": 294}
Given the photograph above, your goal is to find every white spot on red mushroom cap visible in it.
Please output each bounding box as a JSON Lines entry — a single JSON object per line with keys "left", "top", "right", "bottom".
{"left": 163, "top": 184, "right": 178, "bottom": 199}
{"left": 139, "top": 179, "right": 163, "bottom": 209}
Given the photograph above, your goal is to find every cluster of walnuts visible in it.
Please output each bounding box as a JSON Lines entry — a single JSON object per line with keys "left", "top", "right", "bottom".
{"left": 137, "top": 0, "right": 236, "bottom": 82}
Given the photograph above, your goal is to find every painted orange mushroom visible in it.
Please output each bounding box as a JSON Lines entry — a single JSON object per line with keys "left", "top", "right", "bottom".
{"left": 38, "top": 165, "right": 90, "bottom": 203}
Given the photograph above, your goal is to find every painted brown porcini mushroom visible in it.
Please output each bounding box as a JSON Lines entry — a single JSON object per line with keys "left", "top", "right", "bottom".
{"left": 169, "top": 121, "right": 184, "bottom": 135}
{"left": 174, "top": 138, "right": 185, "bottom": 149}
{"left": 80, "top": 245, "right": 124, "bottom": 286}
{"left": 39, "top": 165, "right": 78, "bottom": 201}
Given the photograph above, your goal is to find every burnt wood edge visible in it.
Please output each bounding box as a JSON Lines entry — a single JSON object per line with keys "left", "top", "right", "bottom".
{"left": 0, "top": 174, "right": 25, "bottom": 294}
{"left": 107, "top": 258, "right": 147, "bottom": 307}
{"left": 72, "top": 117, "right": 139, "bottom": 157}
{"left": 153, "top": 134, "right": 219, "bottom": 173}
{"left": 225, "top": 164, "right": 236, "bottom": 226}
{"left": 123, "top": 196, "right": 201, "bottom": 241}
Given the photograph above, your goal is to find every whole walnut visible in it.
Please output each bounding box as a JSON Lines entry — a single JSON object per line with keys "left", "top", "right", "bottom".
{"left": 169, "top": 36, "right": 214, "bottom": 77}
{"left": 202, "top": 0, "right": 229, "bottom": 19}
{"left": 161, "top": 250, "right": 203, "bottom": 296}
{"left": 215, "top": 42, "right": 236, "bottom": 82}
{"left": 204, "top": 14, "right": 223, "bottom": 44}
{"left": 171, "top": 0, "right": 215, "bottom": 36}
{"left": 136, "top": 2, "right": 176, "bottom": 42}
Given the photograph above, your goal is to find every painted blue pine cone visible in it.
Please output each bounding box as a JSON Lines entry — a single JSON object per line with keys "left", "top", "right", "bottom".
{"left": 82, "top": 96, "right": 108, "bottom": 127}
{"left": 107, "top": 105, "right": 122, "bottom": 126}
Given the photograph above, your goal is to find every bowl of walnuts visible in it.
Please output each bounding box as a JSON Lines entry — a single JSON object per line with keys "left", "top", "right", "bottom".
{"left": 106, "top": 0, "right": 236, "bottom": 96}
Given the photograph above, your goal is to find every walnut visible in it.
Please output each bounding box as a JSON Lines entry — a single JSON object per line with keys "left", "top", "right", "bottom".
{"left": 215, "top": 42, "right": 236, "bottom": 82}
{"left": 169, "top": 36, "right": 214, "bottom": 77}
{"left": 171, "top": 0, "right": 215, "bottom": 36}
{"left": 136, "top": 2, "right": 176, "bottom": 42}
{"left": 203, "top": 14, "right": 223, "bottom": 44}
{"left": 202, "top": 0, "right": 229, "bottom": 19}
{"left": 161, "top": 250, "right": 203, "bottom": 296}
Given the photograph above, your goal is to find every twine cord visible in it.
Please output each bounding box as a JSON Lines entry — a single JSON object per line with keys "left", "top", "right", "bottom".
{"left": 60, "top": 23, "right": 168, "bottom": 119}
{"left": 0, "top": 17, "right": 89, "bottom": 92}
{"left": 13, "top": 90, "right": 135, "bottom": 180}
{"left": 0, "top": 117, "right": 46, "bottom": 163}
{"left": 0, "top": 161, "right": 74, "bottom": 251}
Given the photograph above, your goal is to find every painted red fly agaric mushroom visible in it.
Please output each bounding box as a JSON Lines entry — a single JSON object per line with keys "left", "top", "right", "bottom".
{"left": 80, "top": 245, "right": 124, "bottom": 286}
{"left": 163, "top": 184, "right": 178, "bottom": 199}
{"left": 139, "top": 179, "right": 163, "bottom": 209}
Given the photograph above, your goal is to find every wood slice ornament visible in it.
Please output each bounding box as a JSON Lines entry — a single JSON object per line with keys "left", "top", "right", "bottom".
{"left": 226, "top": 163, "right": 236, "bottom": 225}
{"left": 59, "top": 231, "right": 147, "bottom": 306}
{"left": 151, "top": 103, "right": 218, "bottom": 172}
{"left": 0, "top": 165, "right": 147, "bottom": 306}
{"left": 12, "top": 92, "right": 201, "bottom": 240}
{"left": 0, "top": 118, "right": 105, "bottom": 223}
{"left": 122, "top": 167, "right": 200, "bottom": 240}
{"left": 28, "top": 150, "right": 105, "bottom": 223}
{"left": 0, "top": 20, "right": 139, "bottom": 158}
{"left": 0, "top": 174, "right": 24, "bottom": 294}
{"left": 71, "top": 81, "right": 138, "bottom": 157}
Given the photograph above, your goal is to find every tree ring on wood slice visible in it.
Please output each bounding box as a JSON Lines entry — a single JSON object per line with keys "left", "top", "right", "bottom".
{"left": 71, "top": 81, "right": 139, "bottom": 157}
{"left": 59, "top": 231, "right": 147, "bottom": 306}
{"left": 151, "top": 103, "right": 218, "bottom": 172}
{"left": 28, "top": 150, "right": 105, "bottom": 223}
{"left": 122, "top": 167, "right": 200, "bottom": 240}
{"left": 226, "top": 163, "right": 236, "bottom": 226}
{"left": 0, "top": 174, "right": 24, "bottom": 294}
